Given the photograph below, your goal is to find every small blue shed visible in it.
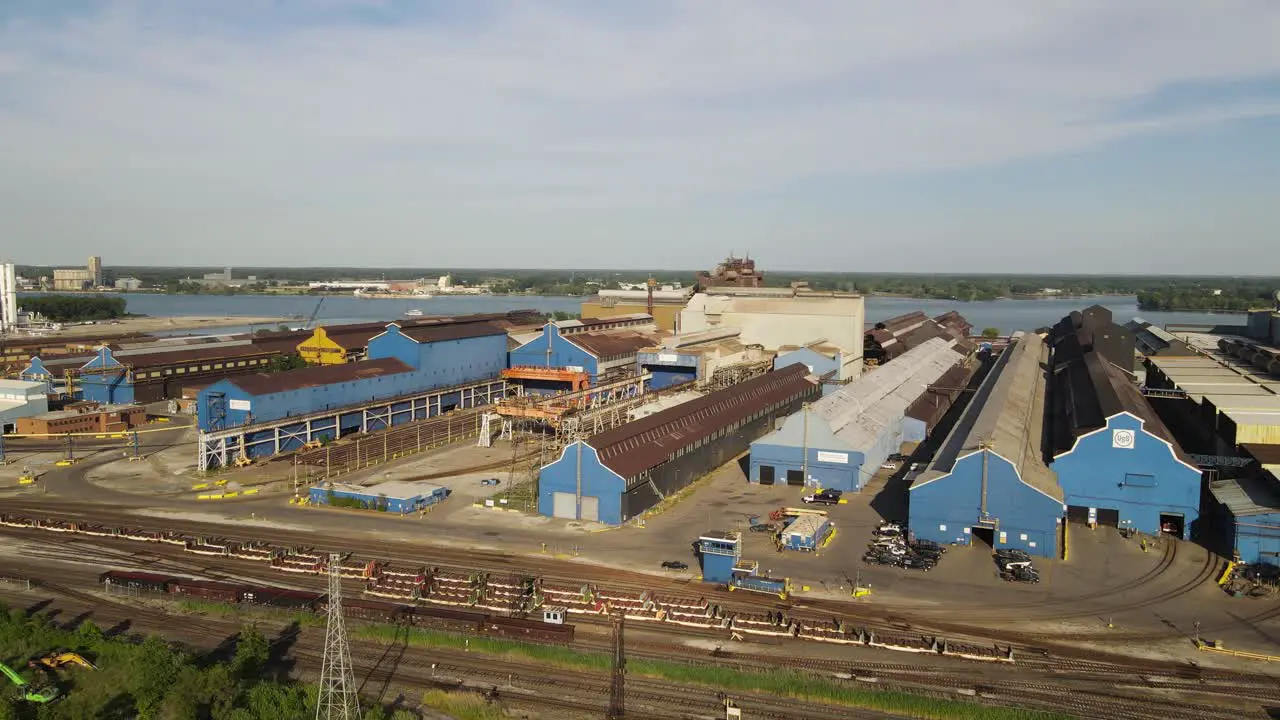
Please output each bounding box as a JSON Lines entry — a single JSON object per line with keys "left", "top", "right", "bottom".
{"left": 781, "top": 515, "right": 834, "bottom": 552}
{"left": 698, "top": 531, "right": 742, "bottom": 583}
{"left": 1207, "top": 475, "right": 1280, "bottom": 564}
{"left": 308, "top": 480, "right": 448, "bottom": 513}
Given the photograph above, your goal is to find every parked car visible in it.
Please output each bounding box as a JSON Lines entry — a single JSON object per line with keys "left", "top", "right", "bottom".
{"left": 873, "top": 525, "right": 903, "bottom": 538}
{"left": 480, "top": 478, "right": 501, "bottom": 486}
{"left": 994, "top": 548, "right": 1031, "bottom": 562}
{"left": 1002, "top": 565, "right": 1040, "bottom": 583}
{"left": 881, "top": 461, "right": 900, "bottom": 470}
{"left": 802, "top": 493, "right": 840, "bottom": 506}
{"left": 899, "top": 555, "right": 936, "bottom": 571}
{"left": 910, "top": 539, "right": 947, "bottom": 554}
{"left": 661, "top": 561, "right": 688, "bottom": 570}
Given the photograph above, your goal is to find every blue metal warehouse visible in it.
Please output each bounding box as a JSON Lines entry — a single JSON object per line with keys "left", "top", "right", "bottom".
{"left": 507, "top": 320, "right": 659, "bottom": 387}
{"left": 909, "top": 333, "right": 1064, "bottom": 558}
{"left": 308, "top": 480, "right": 448, "bottom": 513}
{"left": 1046, "top": 319, "right": 1203, "bottom": 538}
{"left": 749, "top": 338, "right": 969, "bottom": 492}
{"left": 198, "top": 321, "right": 507, "bottom": 432}
{"left": 538, "top": 365, "right": 820, "bottom": 524}
{"left": 1206, "top": 446, "right": 1280, "bottom": 563}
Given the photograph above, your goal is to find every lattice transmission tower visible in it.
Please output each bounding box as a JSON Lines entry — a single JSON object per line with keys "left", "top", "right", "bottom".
{"left": 316, "top": 552, "right": 360, "bottom": 720}
{"left": 608, "top": 612, "right": 626, "bottom": 718}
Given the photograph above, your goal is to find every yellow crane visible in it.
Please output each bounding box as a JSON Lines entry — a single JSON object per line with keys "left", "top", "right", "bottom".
{"left": 30, "top": 651, "right": 96, "bottom": 671}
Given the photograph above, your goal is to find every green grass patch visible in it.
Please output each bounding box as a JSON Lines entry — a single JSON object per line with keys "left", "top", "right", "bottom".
{"left": 357, "top": 624, "right": 1073, "bottom": 720}
{"left": 175, "top": 599, "right": 324, "bottom": 628}
{"left": 420, "top": 689, "right": 506, "bottom": 720}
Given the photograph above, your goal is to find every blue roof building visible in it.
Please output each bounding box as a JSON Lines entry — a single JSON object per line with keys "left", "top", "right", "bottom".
{"left": 909, "top": 333, "right": 1064, "bottom": 558}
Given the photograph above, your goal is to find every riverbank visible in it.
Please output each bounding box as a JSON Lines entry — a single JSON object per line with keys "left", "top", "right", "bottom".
{"left": 51, "top": 315, "right": 289, "bottom": 338}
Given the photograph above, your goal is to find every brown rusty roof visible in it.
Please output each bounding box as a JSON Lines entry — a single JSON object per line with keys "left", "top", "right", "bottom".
{"left": 109, "top": 343, "right": 284, "bottom": 370}
{"left": 225, "top": 357, "right": 414, "bottom": 395}
{"left": 565, "top": 330, "right": 661, "bottom": 359}
{"left": 309, "top": 312, "right": 537, "bottom": 350}
{"left": 588, "top": 365, "right": 819, "bottom": 479}
{"left": 396, "top": 321, "right": 506, "bottom": 344}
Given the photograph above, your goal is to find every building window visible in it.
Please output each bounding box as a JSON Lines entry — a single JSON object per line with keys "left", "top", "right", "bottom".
{"left": 176, "top": 368, "right": 186, "bottom": 374}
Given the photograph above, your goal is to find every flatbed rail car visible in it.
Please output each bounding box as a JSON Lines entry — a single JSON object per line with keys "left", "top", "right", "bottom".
{"left": 728, "top": 575, "right": 791, "bottom": 600}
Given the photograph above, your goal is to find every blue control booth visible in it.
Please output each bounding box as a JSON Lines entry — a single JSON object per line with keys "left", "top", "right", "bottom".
{"left": 697, "top": 530, "right": 742, "bottom": 583}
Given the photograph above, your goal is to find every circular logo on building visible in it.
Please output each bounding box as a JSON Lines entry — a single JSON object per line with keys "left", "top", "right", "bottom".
{"left": 1112, "top": 429, "right": 1136, "bottom": 449}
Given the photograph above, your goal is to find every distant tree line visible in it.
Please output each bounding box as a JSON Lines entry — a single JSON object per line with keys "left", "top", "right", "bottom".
{"left": 17, "top": 265, "right": 1280, "bottom": 303}
{"left": 1136, "top": 285, "right": 1278, "bottom": 312}
{"left": 21, "top": 295, "right": 127, "bottom": 322}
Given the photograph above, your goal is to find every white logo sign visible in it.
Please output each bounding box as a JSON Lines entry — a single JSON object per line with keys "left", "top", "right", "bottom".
{"left": 658, "top": 354, "right": 679, "bottom": 363}
{"left": 816, "top": 451, "right": 849, "bottom": 464}
{"left": 229, "top": 399, "right": 252, "bottom": 411}
{"left": 1112, "top": 429, "right": 1136, "bottom": 449}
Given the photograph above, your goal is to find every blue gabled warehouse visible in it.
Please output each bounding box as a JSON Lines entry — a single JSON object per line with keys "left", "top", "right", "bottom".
{"left": 749, "top": 337, "right": 968, "bottom": 492}
{"left": 198, "top": 321, "right": 508, "bottom": 432}
{"left": 1047, "top": 351, "right": 1203, "bottom": 538}
{"left": 538, "top": 365, "right": 820, "bottom": 524}
{"left": 507, "top": 322, "right": 657, "bottom": 387}
{"left": 909, "top": 333, "right": 1064, "bottom": 558}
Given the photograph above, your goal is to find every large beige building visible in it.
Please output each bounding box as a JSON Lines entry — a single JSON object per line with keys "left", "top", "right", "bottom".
{"left": 52, "top": 268, "right": 92, "bottom": 291}
{"left": 680, "top": 291, "right": 865, "bottom": 379}
{"left": 51, "top": 256, "right": 103, "bottom": 291}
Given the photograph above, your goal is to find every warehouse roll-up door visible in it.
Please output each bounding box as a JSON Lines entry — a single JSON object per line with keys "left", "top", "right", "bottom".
{"left": 786, "top": 470, "right": 804, "bottom": 486}
{"left": 552, "top": 492, "right": 576, "bottom": 519}
{"left": 759, "top": 466, "right": 775, "bottom": 485}
{"left": 1066, "top": 506, "right": 1090, "bottom": 524}
{"left": 1096, "top": 508, "right": 1120, "bottom": 527}
{"left": 581, "top": 496, "right": 600, "bottom": 523}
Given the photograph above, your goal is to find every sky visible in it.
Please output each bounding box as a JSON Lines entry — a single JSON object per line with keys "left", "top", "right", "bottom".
{"left": 1, "top": 1, "right": 1279, "bottom": 273}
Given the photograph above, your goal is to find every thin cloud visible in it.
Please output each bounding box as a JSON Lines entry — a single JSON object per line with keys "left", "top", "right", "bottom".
{"left": 1, "top": 1, "right": 1278, "bottom": 268}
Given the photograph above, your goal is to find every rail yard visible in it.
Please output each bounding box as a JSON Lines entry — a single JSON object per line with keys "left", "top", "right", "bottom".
{"left": 5, "top": 289, "right": 1280, "bottom": 718}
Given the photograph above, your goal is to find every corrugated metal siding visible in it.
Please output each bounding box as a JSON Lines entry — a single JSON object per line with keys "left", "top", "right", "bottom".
{"left": 589, "top": 365, "right": 819, "bottom": 479}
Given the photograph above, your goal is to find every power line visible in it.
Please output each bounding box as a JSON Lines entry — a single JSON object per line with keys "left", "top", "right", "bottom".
{"left": 316, "top": 552, "right": 359, "bottom": 720}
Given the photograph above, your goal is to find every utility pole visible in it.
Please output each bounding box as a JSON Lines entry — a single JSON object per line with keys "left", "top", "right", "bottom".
{"left": 608, "top": 612, "right": 626, "bottom": 719}
{"left": 316, "top": 552, "right": 359, "bottom": 720}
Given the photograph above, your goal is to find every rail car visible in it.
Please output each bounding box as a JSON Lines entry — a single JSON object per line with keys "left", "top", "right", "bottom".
{"left": 15, "top": 516, "right": 1017, "bottom": 661}
{"left": 93, "top": 568, "right": 574, "bottom": 642}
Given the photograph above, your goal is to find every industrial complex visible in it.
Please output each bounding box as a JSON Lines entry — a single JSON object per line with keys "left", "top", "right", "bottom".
{"left": 5, "top": 262, "right": 1280, "bottom": 720}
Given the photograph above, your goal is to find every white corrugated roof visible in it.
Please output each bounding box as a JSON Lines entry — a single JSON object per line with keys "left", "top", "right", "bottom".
{"left": 812, "top": 337, "right": 961, "bottom": 435}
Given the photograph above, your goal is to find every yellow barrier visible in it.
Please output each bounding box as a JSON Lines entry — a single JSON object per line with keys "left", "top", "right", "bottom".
{"left": 1217, "top": 561, "right": 1236, "bottom": 586}
{"left": 223, "top": 491, "right": 239, "bottom": 498}
{"left": 1062, "top": 521, "right": 1069, "bottom": 561}
{"left": 191, "top": 483, "right": 210, "bottom": 491}
{"left": 196, "top": 493, "right": 224, "bottom": 500}
{"left": 1196, "top": 639, "right": 1280, "bottom": 662}
{"left": 110, "top": 434, "right": 124, "bottom": 439}
{"left": 214, "top": 479, "right": 229, "bottom": 486}
{"left": 54, "top": 460, "right": 75, "bottom": 467}
{"left": 242, "top": 489, "right": 259, "bottom": 496}
{"left": 94, "top": 435, "right": 106, "bottom": 439}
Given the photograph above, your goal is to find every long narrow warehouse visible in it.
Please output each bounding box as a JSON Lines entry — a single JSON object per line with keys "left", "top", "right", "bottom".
{"left": 748, "top": 337, "right": 974, "bottom": 492}
{"left": 538, "top": 364, "right": 821, "bottom": 524}
{"left": 909, "top": 332, "right": 1064, "bottom": 557}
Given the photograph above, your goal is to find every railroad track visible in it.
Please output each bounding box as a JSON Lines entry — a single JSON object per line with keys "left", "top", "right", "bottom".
{"left": 0, "top": 503, "right": 1272, "bottom": 685}
{"left": 14, "top": 564, "right": 1276, "bottom": 720}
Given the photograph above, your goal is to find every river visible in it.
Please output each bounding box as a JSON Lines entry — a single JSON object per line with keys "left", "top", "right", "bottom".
{"left": 84, "top": 293, "right": 1249, "bottom": 336}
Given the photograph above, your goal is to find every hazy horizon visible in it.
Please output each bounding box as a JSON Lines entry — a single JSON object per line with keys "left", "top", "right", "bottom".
{"left": 2, "top": 2, "right": 1278, "bottom": 273}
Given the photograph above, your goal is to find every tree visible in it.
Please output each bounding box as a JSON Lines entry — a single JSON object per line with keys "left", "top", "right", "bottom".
{"left": 232, "top": 626, "right": 270, "bottom": 679}
{"left": 981, "top": 328, "right": 1000, "bottom": 339}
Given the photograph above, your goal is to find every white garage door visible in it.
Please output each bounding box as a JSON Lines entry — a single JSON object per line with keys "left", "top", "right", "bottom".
{"left": 581, "top": 496, "right": 599, "bottom": 523}
{"left": 552, "top": 492, "right": 576, "bottom": 519}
